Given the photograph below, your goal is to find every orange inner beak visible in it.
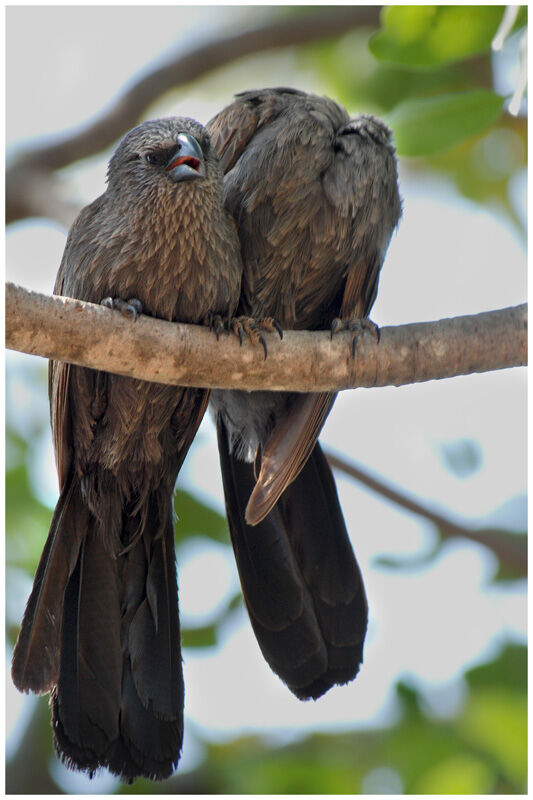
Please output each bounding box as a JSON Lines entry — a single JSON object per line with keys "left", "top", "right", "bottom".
{"left": 166, "top": 155, "right": 201, "bottom": 172}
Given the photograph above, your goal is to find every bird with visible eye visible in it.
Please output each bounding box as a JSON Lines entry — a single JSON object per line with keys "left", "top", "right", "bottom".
{"left": 141, "top": 133, "right": 207, "bottom": 181}
{"left": 11, "top": 115, "right": 243, "bottom": 783}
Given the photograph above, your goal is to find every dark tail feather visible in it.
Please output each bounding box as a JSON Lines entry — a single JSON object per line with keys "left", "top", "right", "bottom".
{"left": 113, "top": 507, "right": 184, "bottom": 781}
{"left": 51, "top": 529, "right": 123, "bottom": 773}
{"left": 277, "top": 442, "right": 368, "bottom": 697}
{"left": 12, "top": 475, "right": 87, "bottom": 693}
{"left": 217, "top": 420, "right": 368, "bottom": 700}
{"left": 14, "top": 477, "right": 183, "bottom": 782}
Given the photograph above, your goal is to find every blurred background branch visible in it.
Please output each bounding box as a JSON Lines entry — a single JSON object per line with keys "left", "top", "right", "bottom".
{"left": 326, "top": 450, "right": 526, "bottom": 579}
{"left": 6, "top": 6, "right": 380, "bottom": 227}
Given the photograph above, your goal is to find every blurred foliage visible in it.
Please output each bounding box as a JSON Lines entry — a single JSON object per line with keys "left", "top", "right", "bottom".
{"left": 6, "top": 366, "right": 526, "bottom": 795}
{"left": 369, "top": 6, "right": 523, "bottom": 68}
{"left": 7, "top": 642, "right": 525, "bottom": 793}
{"left": 138, "top": 644, "right": 526, "bottom": 794}
{"left": 303, "top": 4, "right": 527, "bottom": 233}
{"left": 173, "top": 484, "right": 227, "bottom": 544}
{"left": 6, "top": 5, "right": 527, "bottom": 794}
{"left": 173, "top": 487, "right": 242, "bottom": 648}
{"left": 386, "top": 90, "right": 504, "bottom": 156}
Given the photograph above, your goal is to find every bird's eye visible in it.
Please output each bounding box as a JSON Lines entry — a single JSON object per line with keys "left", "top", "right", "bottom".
{"left": 144, "top": 152, "right": 159, "bottom": 165}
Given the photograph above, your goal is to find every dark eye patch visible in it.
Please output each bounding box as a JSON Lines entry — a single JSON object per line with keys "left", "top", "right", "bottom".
{"left": 145, "top": 151, "right": 165, "bottom": 166}
{"left": 143, "top": 140, "right": 203, "bottom": 167}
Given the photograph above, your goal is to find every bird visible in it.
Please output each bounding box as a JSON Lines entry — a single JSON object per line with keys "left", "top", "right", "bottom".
{"left": 11, "top": 117, "right": 242, "bottom": 782}
{"left": 208, "top": 87, "right": 402, "bottom": 700}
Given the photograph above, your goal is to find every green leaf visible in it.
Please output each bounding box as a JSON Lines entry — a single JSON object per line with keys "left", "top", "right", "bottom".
{"left": 239, "top": 755, "right": 362, "bottom": 794}
{"left": 370, "top": 6, "right": 507, "bottom": 68}
{"left": 173, "top": 488, "right": 228, "bottom": 543}
{"left": 303, "top": 29, "right": 479, "bottom": 115}
{"left": 425, "top": 121, "right": 526, "bottom": 236}
{"left": 413, "top": 754, "right": 494, "bottom": 794}
{"left": 181, "top": 624, "right": 217, "bottom": 649}
{"left": 458, "top": 688, "right": 527, "bottom": 788}
{"left": 6, "top": 464, "right": 53, "bottom": 570}
{"left": 386, "top": 90, "right": 504, "bottom": 156}
{"left": 465, "top": 642, "right": 526, "bottom": 692}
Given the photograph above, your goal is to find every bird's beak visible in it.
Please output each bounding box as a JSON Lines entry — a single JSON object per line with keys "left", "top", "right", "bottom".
{"left": 166, "top": 133, "right": 206, "bottom": 182}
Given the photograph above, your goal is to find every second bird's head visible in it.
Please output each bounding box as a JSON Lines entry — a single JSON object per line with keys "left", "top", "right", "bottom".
{"left": 106, "top": 117, "right": 221, "bottom": 201}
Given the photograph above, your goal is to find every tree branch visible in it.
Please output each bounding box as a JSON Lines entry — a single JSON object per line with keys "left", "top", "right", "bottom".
{"left": 6, "top": 6, "right": 381, "bottom": 226}
{"left": 6, "top": 283, "right": 527, "bottom": 392}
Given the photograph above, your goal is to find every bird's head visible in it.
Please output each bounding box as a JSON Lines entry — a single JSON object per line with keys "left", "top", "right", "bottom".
{"left": 106, "top": 117, "right": 220, "bottom": 200}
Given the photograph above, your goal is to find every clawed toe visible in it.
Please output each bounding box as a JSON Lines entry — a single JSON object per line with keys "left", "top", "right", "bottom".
{"left": 258, "top": 317, "right": 283, "bottom": 340}
{"left": 204, "top": 312, "right": 225, "bottom": 340}
{"left": 359, "top": 318, "right": 381, "bottom": 344}
{"left": 101, "top": 296, "right": 143, "bottom": 321}
{"left": 231, "top": 317, "right": 245, "bottom": 346}
{"left": 330, "top": 316, "right": 381, "bottom": 357}
{"left": 330, "top": 318, "right": 342, "bottom": 339}
{"left": 229, "top": 316, "right": 283, "bottom": 359}
{"left": 203, "top": 313, "right": 282, "bottom": 358}
{"left": 241, "top": 318, "right": 268, "bottom": 360}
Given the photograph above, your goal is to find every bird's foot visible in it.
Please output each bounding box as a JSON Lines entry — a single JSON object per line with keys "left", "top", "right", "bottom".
{"left": 330, "top": 316, "right": 380, "bottom": 357}
{"left": 204, "top": 312, "right": 226, "bottom": 340}
{"left": 230, "top": 316, "right": 283, "bottom": 360}
{"left": 101, "top": 296, "right": 143, "bottom": 321}
{"left": 203, "top": 313, "right": 282, "bottom": 359}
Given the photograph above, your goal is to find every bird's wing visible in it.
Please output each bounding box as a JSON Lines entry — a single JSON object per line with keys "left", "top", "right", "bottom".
{"left": 245, "top": 392, "right": 336, "bottom": 525}
{"left": 48, "top": 213, "right": 111, "bottom": 491}
{"left": 244, "top": 118, "right": 402, "bottom": 523}
{"left": 208, "top": 98, "right": 261, "bottom": 174}
{"left": 207, "top": 88, "right": 299, "bottom": 174}
{"left": 340, "top": 250, "right": 383, "bottom": 321}
{"left": 49, "top": 360, "right": 73, "bottom": 491}
{"left": 326, "top": 117, "right": 402, "bottom": 320}
{"left": 49, "top": 260, "right": 75, "bottom": 491}
{"left": 244, "top": 245, "right": 382, "bottom": 526}
{"left": 170, "top": 386, "right": 211, "bottom": 475}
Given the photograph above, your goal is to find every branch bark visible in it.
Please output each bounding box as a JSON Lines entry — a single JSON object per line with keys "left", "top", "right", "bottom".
{"left": 6, "top": 6, "right": 381, "bottom": 226}
{"left": 6, "top": 283, "right": 527, "bottom": 392}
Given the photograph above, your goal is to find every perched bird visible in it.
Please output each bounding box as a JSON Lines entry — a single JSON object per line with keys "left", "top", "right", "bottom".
{"left": 12, "top": 118, "right": 242, "bottom": 781}
{"left": 208, "top": 88, "right": 402, "bottom": 700}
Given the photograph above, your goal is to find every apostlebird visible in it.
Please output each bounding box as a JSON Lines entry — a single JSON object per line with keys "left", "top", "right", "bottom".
{"left": 208, "top": 88, "right": 401, "bottom": 700}
{"left": 12, "top": 117, "right": 242, "bottom": 781}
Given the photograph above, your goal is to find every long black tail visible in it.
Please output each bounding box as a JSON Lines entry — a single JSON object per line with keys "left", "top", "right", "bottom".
{"left": 12, "top": 475, "right": 183, "bottom": 782}
{"left": 217, "top": 420, "right": 368, "bottom": 700}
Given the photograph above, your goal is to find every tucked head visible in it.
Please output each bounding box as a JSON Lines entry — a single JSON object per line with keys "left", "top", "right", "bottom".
{"left": 336, "top": 114, "right": 396, "bottom": 152}
{"left": 106, "top": 117, "right": 220, "bottom": 195}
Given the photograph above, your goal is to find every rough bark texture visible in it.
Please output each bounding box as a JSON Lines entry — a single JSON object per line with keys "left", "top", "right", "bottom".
{"left": 6, "top": 283, "right": 527, "bottom": 391}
